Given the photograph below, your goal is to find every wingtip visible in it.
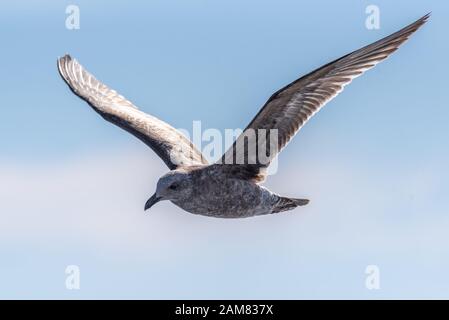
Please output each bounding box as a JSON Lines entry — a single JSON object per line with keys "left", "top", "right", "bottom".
{"left": 57, "top": 54, "right": 72, "bottom": 63}
{"left": 415, "top": 12, "right": 431, "bottom": 26}
{"left": 57, "top": 54, "right": 75, "bottom": 83}
{"left": 422, "top": 12, "right": 431, "bottom": 22}
{"left": 405, "top": 12, "right": 431, "bottom": 34}
{"left": 57, "top": 54, "right": 75, "bottom": 75}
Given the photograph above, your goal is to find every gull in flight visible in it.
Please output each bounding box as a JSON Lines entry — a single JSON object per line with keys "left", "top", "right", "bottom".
{"left": 58, "top": 14, "right": 429, "bottom": 218}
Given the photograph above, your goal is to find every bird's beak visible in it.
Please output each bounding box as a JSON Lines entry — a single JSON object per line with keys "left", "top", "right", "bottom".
{"left": 144, "top": 193, "right": 162, "bottom": 211}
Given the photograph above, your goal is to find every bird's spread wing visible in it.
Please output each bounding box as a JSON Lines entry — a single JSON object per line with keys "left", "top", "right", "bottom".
{"left": 58, "top": 55, "right": 208, "bottom": 169}
{"left": 218, "top": 13, "right": 429, "bottom": 182}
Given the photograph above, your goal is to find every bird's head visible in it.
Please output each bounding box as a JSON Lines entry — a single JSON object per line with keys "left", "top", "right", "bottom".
{"left": 144, "top": 170, "right": 192, "bottom": 211}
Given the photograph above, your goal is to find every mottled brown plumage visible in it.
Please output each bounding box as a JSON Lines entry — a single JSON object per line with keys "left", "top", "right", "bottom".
{"left": 220, "top": 13, "right": 430, "bottom": 181}
{"left": 57, "top": 55, "right": 207, "bottom": 170}
{"left": 58, "top": 14, "right": 428, "bottom": 218}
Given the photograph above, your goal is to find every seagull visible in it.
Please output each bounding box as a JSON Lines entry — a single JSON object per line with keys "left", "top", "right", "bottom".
{"left": 58, "top": 14, "right": 429, "bottom": 218}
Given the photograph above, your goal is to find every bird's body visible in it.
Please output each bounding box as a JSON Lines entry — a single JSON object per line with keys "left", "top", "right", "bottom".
{"left": 171, "top": 166, "right": 274, "bottom": 217}
{"left": 163, "top": 165, "right": 308, "bottom": 218}
{"left": 58, "top": 14, "right": 429, "bottom": 218}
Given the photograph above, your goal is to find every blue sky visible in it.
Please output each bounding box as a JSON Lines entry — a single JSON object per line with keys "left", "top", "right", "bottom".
{"left": 0, "top": 0, "right": 448, "bottom": 299}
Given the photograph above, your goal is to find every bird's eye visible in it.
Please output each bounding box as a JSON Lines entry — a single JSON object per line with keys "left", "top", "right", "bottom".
{"left": 169, "top": 183, "right": 179, "bottom": 190}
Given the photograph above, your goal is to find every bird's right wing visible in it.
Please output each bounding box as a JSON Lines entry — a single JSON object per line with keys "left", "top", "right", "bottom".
{"left": 218, "top": 13, "right": 429, "bottom": 182}
{"left": 58, "top": 55, "right": 208, "bottom": 169}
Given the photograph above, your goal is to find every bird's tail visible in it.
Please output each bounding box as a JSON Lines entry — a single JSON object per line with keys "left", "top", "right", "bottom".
{"left": 273, "top": 196, "right": 309, "bottom": 213}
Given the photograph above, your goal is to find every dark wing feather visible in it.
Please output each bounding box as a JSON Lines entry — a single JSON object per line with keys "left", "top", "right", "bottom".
{"left": 219, "top": 13, "right": 429, "bottom": 181}
{"left": 58, "top": 55, "right": 207, "bottom": 169}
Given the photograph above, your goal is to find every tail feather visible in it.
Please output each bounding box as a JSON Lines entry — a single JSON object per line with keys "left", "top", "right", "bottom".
{"left": 272, "top": 196, "right": 309, "bottom": 213}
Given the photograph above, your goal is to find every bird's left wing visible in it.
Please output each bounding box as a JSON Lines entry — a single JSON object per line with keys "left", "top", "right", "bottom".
{"left": 58, "top": 55, "right": 208, "bottom": 169}
{"left": 218, "top": 13, "right": 429, "bottom": 182}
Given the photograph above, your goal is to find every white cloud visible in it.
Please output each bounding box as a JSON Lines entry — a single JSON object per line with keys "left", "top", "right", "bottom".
{"left": 0, "top": 146, "right": 447, "bottom": 257}
{"left": 1, "top": 146, "right": 448, "bottom": 299}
